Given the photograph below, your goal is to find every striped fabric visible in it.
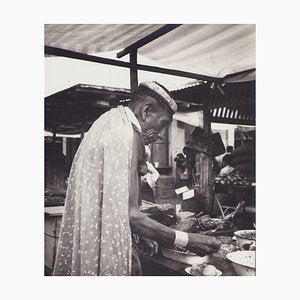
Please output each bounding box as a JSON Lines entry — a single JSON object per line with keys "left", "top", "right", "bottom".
{"left": 44, "top": 24, "right": 255, "bottom": 78}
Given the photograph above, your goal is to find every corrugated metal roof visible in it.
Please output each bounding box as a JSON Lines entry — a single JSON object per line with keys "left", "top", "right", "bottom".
{"left": 45, "top": 80, "right": 255, "bottom": 134}
{"left": 45, "top": 24, "right": 255, "bottom": 78}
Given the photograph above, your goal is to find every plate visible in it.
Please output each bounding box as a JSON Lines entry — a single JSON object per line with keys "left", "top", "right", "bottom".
{"left": 185, "top": 266, "right": 222, "bottom": 276}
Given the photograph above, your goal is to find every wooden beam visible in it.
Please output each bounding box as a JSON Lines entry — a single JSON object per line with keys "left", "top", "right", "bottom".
{"left": 116, "top": 24, "right": 182, "bottom": 58}
{"left": 45, "top": 46, "right": 221, "bottom": 83}
{"left": 130, "top": 50, "right": 138, "bottom": 94}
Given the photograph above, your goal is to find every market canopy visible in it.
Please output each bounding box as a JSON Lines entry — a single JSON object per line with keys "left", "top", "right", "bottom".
{"left": 45, "top": 24, "right": 255, "bottom": 134}
{"left": 45, "top": 24, "right": 255, "bottom": 79}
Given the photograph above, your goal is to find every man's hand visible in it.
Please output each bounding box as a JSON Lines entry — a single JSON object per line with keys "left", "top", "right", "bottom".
{"left": 186, "top": 233, "right": 221, "bottom": 257}
{"left": 139, "top": 237, "right": 158, "bottom": 257}
{"left": 142, "top": 129, "right": 158, "bottom": 145}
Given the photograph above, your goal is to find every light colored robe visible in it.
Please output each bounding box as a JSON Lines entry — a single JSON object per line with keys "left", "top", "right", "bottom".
{"left": 53, "top": 106, "right": 136, "bottom": 276}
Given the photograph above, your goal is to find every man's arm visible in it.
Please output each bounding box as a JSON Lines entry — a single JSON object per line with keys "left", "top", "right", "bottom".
{"left": 128, "top": 133, "right": 175, "bottom": 245}
{"left": 128, "top": 133, "right": 221, "bottom": 256}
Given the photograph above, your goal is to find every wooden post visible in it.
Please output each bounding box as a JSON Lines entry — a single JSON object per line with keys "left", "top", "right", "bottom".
{"left": 203, "top": 100, "right": 213, "bottom": 213}
{"left": 80, "top": 114, "right": 86, "bottom": 141}
{"left": 52, "top": 129, "right": 56, "bottom": 144}
{"left": 130, "top": 50, "right": 138, "bottom": 95}
{"left": 203, "top": 100, "right": 211, "bottom": 135}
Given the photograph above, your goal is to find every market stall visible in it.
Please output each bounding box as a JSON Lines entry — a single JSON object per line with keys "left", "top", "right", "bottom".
{"left": 44, "top": 24, "right": 256, "bottom": 276}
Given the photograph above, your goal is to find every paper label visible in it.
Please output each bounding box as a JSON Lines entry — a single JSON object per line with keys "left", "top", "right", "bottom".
{"left": 175, "top": 186, "right": 189, "bottom": 195}
{"left": 182, "top": 189, "right": 195, "bottom": 200}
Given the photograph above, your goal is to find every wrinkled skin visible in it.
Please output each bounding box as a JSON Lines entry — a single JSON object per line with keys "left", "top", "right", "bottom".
{"left": 143, "top": 129, "right": 159, "bottom": 145}
{"left": 129, "top": 96, "right": 221, "bottom": 258}
{"left": 186, "top": 234, "right": 221, "bottom": 257}
{"left": 139, "top": 238, "right": 159, "bottom": 257}
{"left": 139, "top": 102, "right": 172, "bottom": 145}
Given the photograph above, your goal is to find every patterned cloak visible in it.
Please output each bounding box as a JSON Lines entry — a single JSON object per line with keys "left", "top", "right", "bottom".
{"left": 53, "top": 106, "right": 136, "bottom": 276}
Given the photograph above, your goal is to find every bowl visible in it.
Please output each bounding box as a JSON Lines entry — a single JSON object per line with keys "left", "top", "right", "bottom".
{"left": 234, "top": 230, "right": 256, "bottom": 250}
{"left": 160, "top": 246, "right": 210, "bottom": 265}
{"left": 226, "top": 250, "right": 255, "bottom": 276}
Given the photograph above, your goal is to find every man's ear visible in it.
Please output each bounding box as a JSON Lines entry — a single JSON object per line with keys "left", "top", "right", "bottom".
{"left": 141, "top": 103, "right": 153, "bottom": 121}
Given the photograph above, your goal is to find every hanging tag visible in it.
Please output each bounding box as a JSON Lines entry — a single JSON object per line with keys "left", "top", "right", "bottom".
{"left": 175, "top": 186, "right": 189, "bottom": 195}
{"left": 182, "top": 189, "right": 195, "bottom": 200}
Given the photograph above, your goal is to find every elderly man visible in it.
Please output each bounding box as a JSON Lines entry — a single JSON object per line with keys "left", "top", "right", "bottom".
{"left": 53, "top": 81, "right": 220, "bottom": 276}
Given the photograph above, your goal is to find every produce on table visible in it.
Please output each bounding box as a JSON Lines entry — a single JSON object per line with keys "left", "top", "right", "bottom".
{"left": 197, "top": 215, "right": 233, "bottom": 231}
{"left": 190, "top": 262, "right": 220, "bottom": 276}
{"left": 190, "top": 262, "right": 208, "bottom": 275}
{"left": 202, "top": 265, "right": 218, "bottom": 276}
{"left": 176, "top": 211, "right": 195, "bottom": 221}
{"left": 170, "top": 216, "right": 198, "bottom": 232}
{"left": 236, "top": 230, "right": 256, "bottom": 240}
{"left": 169, "top": 201, "right": 244, "bottom": 234}
{"left": 140, "top": 203, "right": 176, "bottom": 226}
{"left": 213, "top": 170, "right": 255, "bottom": 186}
{"left": 196, "top": 201, "right": 245, "bottom": 231}
{"left": 212, "top": 243, "right": 239, "bottom": 260}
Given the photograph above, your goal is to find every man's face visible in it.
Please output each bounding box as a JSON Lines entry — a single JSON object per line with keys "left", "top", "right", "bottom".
{"left": 141, "top": 107, "right": 172, "bottom": 145}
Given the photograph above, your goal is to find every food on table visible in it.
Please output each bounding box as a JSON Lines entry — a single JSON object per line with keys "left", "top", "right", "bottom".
{"left": 190, "top": 262, "right": 208, "bottom": 275}
{"left": 190, "top": 262, "right": 220, "bottom": 276}
{"left": 212, "top": 243, "right": 239, "bottom": 260}
{"left": 140, "top": 203, "right": 175, "bottom": 215}
{"left": 196, "top": 201, "right": 244, "bottom": 231}
{"left": 176, "top": 211, "right": 195, "bottom": 221}
{"left": 213, "top": 171, "right": 255, "bottom": 186}
{"left": 237, "top": 231, "right": 256, "bottom": 240}
{"left": 140, "top": 202, "right": 176, "bottom": 226}
{"left": 197, "top": 215, "right": 233, "bottom": 231}
{"left": 171, "top": 216, "right": 198, "bottom": 232}
{"left": 234, "top": 230, "right": 256, "bottom": 250}
{"left": 202, "top": 265, "right": 217, "bottom": 276}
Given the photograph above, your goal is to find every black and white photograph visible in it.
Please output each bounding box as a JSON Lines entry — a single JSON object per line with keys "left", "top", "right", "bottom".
{"left": 2, "top": 0, "right": 300, "bottom": 298}
{"left": 44, "top": 24, "right": 256, "bottom": 276}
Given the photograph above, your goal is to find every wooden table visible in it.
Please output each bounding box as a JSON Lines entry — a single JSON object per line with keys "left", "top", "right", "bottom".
{"left": 44, "top": 206, "right": 64, "bottom": 272}
{"left": 210, "top": 183, "right": 255, "bottom": 217}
